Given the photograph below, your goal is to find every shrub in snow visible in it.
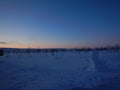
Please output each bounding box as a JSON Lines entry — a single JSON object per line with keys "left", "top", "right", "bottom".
{"left": 0, "top": 50, "right": 4, "bottom": 56}
{"left": 50, "top": 49, "right": 55, "bottom": 55}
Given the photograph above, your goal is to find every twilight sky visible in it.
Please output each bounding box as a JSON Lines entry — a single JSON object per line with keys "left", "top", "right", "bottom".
{"left": 0, "top": 0, "right": 120, "bottom": 48}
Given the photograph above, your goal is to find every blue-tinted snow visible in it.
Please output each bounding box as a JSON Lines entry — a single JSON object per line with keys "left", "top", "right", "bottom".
{"left": 0, "top": 50, "right": 120, "bottom": 90}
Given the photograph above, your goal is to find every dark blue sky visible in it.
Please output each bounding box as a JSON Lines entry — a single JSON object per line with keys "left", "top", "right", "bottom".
{"left": 0, "top": 0, "right": 120, "bottom": 48}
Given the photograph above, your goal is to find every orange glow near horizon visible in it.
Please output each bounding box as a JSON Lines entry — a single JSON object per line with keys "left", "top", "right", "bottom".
{"left": 0, "top": 43, "right": 114, "bottom": 49}
{"left": 0, "top": 44, "right": 98, "bottom": 48}
{"left": 0, "top": 44, "right": 29, "bottom": 49}
{"left": 0, "top": 43, "right": 86, "bottom": 49}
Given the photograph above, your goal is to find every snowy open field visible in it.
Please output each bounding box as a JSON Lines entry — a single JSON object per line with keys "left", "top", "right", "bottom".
{"left": 0, "top": 50, "right": 120, "bottom": 90}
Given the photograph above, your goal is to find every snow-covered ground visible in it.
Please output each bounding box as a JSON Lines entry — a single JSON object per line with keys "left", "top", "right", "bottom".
{"left": 0, "top": 50, "right": 120, "bottom": 90}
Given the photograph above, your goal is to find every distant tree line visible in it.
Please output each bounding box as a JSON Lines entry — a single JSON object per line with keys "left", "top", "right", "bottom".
{"left": 0, "top": 45, "right": 120, "bottom": 55}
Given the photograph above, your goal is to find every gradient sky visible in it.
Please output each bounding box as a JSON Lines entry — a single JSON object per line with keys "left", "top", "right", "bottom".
{"left": 0, "top": 0, "right": 120, "bottom": 48}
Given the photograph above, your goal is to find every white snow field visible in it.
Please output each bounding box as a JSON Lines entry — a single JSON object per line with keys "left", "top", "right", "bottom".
{"left": 0, "top": 50, "right": 120, "bottom": 90}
